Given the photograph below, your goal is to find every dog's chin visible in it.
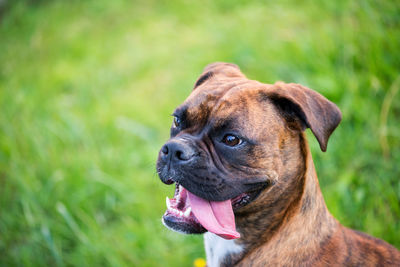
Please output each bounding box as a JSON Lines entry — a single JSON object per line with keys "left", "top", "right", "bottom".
{"left": 162, "top": 214, "right": 207, "bottom": 234}
{"left": 161, "top": 182, "right": 266, "bottom": 235}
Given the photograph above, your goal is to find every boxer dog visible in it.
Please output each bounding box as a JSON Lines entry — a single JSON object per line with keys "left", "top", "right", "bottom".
{"left": 156, "top": 62, "right": 400, "bottom": 266}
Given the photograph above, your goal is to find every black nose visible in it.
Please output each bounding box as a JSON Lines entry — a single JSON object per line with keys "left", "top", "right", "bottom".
{"left": 161, "top": 141, "right": 195, "bottom": 162}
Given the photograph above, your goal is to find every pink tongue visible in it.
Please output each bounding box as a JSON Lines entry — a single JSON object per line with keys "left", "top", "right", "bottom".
{"left": 186, "top": 190, "right": 240, "bottom": 240}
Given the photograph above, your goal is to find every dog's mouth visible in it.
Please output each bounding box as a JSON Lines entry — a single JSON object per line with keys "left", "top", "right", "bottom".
{"left": 162, "top": 182, "right": 265, "bottom": 240}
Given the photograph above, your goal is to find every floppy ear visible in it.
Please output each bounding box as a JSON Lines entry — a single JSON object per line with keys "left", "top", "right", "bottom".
{"left": 267, "top": 82, "right": 342, "bottom": 152}
{"left": 193, "top": 62, "right": 246, "bottom": 89}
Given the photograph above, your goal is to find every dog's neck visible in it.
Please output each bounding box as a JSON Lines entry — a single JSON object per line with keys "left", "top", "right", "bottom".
{"left": 205, "top": 134, "right": 338, "bottom": 266}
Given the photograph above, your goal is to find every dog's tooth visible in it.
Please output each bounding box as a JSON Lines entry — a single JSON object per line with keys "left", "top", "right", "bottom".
{"left": 176, "top": 185, "right": 184, "bottom": 203}
{"left": 184, "top": 207, "right": 191, "bottom": 217}
{"left": 166, "top": 197, "right": 171, "bottom": 209}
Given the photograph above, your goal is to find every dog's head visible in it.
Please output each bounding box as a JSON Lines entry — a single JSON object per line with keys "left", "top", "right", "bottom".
{"left": 156, "top": 62, "right": 341, "bottom": 239}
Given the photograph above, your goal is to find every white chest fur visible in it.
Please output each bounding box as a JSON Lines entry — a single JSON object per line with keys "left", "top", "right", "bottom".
{"left": 204, "top": 232, "right": 244, "bottom": 267}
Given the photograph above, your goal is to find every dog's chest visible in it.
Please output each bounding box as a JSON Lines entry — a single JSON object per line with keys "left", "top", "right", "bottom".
{"left": 204, "top": 232, "right": 244, "bottom": 267}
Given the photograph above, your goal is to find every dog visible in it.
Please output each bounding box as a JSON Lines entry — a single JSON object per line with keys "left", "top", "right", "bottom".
{"left": 156, "top": 62, "right": 400, "bottom": 266}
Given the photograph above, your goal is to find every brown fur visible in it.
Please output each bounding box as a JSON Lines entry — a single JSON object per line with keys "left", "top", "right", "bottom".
{"left": 166, "top": 62, "right": 400, "bottom": 266}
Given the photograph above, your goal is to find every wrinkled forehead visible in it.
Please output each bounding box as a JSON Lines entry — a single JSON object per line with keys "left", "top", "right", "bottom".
{"left": 174, "top": 80, "right": 282, "bottom": 137}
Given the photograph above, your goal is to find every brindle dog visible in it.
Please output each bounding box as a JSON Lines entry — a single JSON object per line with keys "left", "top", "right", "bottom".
{"left": 156, "top": 62, "right": 400, "bottom": 266}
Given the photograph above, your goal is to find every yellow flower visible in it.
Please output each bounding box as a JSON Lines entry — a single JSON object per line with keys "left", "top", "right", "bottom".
{"left": 193, "top": 257, "right": 206, "bottom": 267}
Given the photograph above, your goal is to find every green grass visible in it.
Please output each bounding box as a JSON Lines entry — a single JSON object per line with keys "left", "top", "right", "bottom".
{"left": 0, "top": 0, "right": 399, "bottom": 266}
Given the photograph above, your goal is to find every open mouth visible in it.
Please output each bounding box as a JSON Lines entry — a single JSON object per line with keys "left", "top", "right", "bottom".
{"left": 163, "top": 183, "right": 206, "bottom": 235}
{"left": 162, "top": 182, "right": 265, "bottom": 239}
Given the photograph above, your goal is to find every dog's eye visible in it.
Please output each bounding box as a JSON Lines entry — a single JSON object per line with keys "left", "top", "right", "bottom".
{"left": 173, "top": 116, "right": 181, "bottom": 128}
{"left": 222, "top": 134, "right": 242, "bottom": 146}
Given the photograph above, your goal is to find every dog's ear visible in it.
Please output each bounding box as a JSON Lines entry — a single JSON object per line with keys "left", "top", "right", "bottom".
{"left": 194, "top": 62, "right": 245, "bottom": 89}
{"left": 267, "top": 82, "right": 342, "bottom": 152}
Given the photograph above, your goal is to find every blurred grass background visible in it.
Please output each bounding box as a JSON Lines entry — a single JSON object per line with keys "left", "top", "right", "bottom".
{"left": 0, "top": 0, "right": 399, "bottom": 266}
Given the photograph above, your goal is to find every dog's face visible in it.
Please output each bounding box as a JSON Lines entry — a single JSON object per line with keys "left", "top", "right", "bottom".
{"left": 156, "top": 63, "right": 341, "bottom": 236}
